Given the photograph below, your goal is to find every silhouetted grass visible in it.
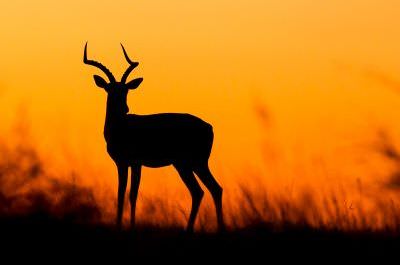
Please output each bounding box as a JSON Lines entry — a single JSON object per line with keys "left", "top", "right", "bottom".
{"left": 0, "top": 212, "right": 398, "bottom": 263}
{"left": 1, "top": 115, "right": 400, "bottom": 261}
{"left": 2, "top": 128, "right": 400, "bottom": 233}
{"left": 0, "top": 139, "right": 102, "bottom": 223}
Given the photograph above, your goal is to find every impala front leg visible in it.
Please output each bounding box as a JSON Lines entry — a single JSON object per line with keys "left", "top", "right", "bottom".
{"left": 116, "top": 164, "right": 128, "bottom": 230}
{"left": 130, "top": 164, "right": 142, "bottom": 229}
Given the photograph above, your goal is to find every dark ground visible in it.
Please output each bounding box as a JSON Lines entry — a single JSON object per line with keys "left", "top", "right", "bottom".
{"left": 0, "top": 215, "right": 398, "bottom": 264}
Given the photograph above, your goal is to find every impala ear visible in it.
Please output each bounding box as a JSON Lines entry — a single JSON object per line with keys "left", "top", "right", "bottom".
{"left": 126, "top": 78, "right": 143, "bottom": 90}
{"left": 93, "top": 75, "right": 108, "bottom": 90}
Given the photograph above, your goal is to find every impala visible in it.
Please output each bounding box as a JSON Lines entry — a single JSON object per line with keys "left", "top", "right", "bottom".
{"left": 83, "top": 43, "right": 224, "bottom": 232}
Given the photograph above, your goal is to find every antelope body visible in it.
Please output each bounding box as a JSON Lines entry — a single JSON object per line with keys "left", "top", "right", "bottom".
{"left": 84, "top": 43, "right": 224, "bottom": 232}
{"left": 105, "top": 113, "right": 214, "bottom": 168}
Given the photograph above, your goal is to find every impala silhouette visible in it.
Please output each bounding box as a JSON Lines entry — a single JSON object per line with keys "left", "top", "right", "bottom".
{"left": 83, "top": 43, "right": 224, "bottom": 232}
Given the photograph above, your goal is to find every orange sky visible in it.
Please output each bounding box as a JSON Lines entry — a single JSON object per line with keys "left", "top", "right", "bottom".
{"left": 1, "top": 1, "right": 400, "bottom": 197}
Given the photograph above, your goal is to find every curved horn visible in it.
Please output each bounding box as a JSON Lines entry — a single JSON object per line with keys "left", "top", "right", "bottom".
{"left": 83, "top": 42, "right": 116, "bottom": 83}
{"left": 120, "top": 44, "right": 139, "bottom": 84}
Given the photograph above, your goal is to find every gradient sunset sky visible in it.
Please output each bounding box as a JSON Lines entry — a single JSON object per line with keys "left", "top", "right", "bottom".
{"left": 1, "top": 1, "right": 400, "bottom": 195}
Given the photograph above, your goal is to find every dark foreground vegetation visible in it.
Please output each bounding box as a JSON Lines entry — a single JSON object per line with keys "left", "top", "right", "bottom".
{"left": 1, "top": 122, "right": 400, "bottom": 263}
{"left": 0, "top": 214, "right": 398, "bottom": 263}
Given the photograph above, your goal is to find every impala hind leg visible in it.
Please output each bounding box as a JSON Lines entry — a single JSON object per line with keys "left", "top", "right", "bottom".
{"left": 194, "top": 163, "right": 225, "bottom": 232}
{"left": 116, "top": 164, "right": 128, "bottom": 230}
{"left": 130, "top": 165, "right": 141, "bottom": 229}
{"left": 174, "top": 165, "right": 204, "bottom": 233}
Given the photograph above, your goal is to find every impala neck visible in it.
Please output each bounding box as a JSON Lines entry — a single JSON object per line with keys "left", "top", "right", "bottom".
{"left": 104, "top": 99, "right": 129, "bottom": 141}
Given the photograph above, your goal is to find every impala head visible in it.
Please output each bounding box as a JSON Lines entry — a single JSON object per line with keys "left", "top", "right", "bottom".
{"left": 83, "top": 42, "right": 143, "bottom": 115}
